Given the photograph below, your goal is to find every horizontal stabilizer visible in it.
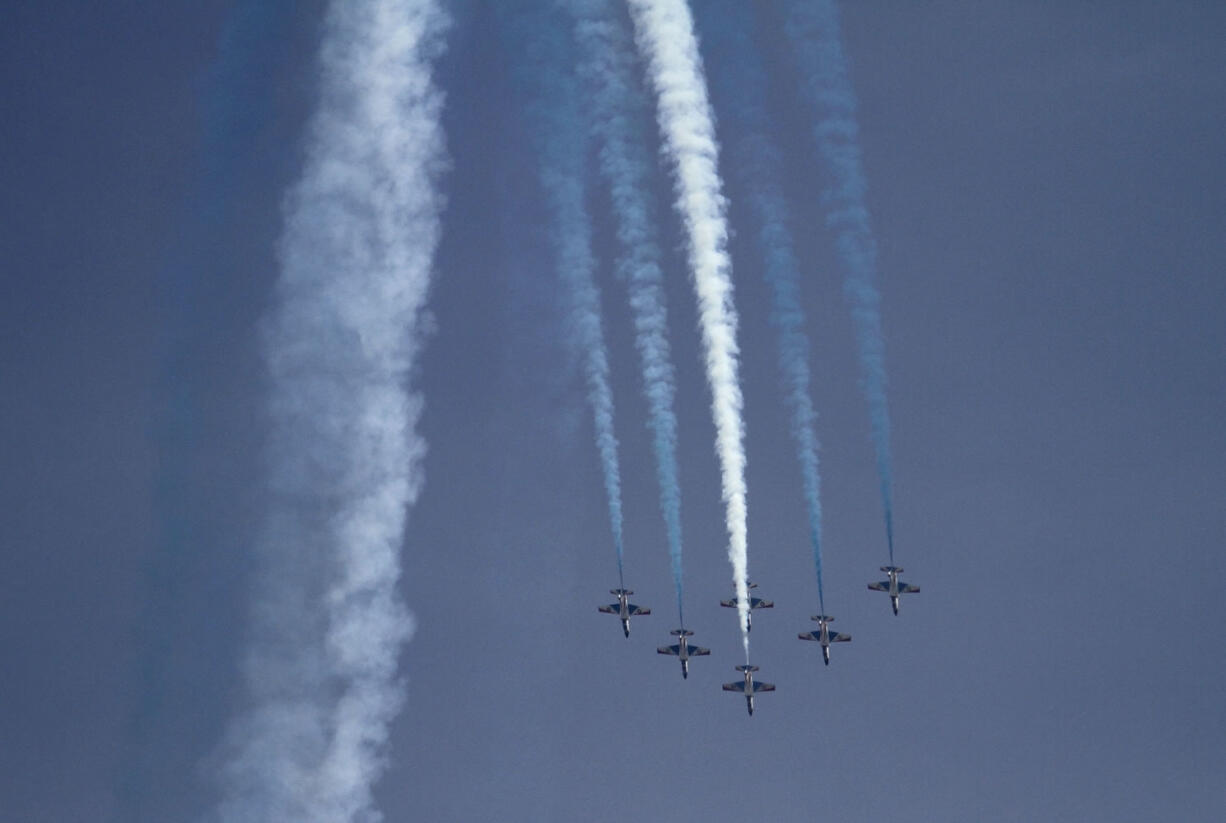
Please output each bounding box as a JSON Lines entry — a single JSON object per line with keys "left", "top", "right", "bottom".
{"left": 810, "top": 615, "right": 835, "bottom": 623}
{"left": 670, "top": 628, "right": 694, "bottom": 637}
{"left": 735, "top": 664, "right": 759, "bottom": 673}
{"left": 880, "top": 566, "right": 903, "bottom": 573}
{"left": 611, "top": 588, "right": 633, "bottom": 595}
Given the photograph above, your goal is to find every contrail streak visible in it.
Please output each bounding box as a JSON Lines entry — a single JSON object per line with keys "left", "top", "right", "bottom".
{"left": 625, "top": 0, "right": 751, "bottom": 651}
{"left": 786, "top": 0, "right": 897, "bottom": 563}
{"left": 214, "top": 2, "right": 448, "bottom": 821}
{"left": 699, "top": 0, "right": 828, "bottom": 611}
{"left": 570, "top": 0, "right": 685, "bottom": 623}
{"left": 501, "top": 2, "right": 627, "bottom": 587}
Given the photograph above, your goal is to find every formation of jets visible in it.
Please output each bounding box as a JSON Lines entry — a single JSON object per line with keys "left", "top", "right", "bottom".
{"left": 599, "top": 565, "right": 920, "bottom": 715}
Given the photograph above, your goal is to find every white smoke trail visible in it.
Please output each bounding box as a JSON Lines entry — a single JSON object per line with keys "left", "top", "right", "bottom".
{"left": 625, "top": 0, "right": 750, "bottom": 651}
{"left": 698, "top": 0, "right": 829, "bottom": 612}
{"left": 213, "top": 1, "right": 448, "bottom": 821}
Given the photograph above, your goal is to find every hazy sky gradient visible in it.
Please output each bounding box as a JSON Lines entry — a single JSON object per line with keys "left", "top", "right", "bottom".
{"left": 2, "top": 2, "right": 1224, "bottom": 821}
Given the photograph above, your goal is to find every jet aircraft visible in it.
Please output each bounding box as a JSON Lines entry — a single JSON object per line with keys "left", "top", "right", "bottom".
{"left": 656, "top": 629, "right": 710, "bottom": 679}
{"left": 798, "top": 614, "right": 851, "bottom": 665}
{"left": 598, "top": 588, "right": 650, "bottom": 637}
{"left": 867, "top": 566, "right": 920, "bottom": 615}
{"left": 722, "top": 664, "right": 775, "bottom": 716}
{"left": 719, "top": 582, "right": 773, "bottom": 632}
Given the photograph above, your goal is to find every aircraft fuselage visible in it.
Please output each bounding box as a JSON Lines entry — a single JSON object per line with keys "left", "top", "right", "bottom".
{"left": 868, "top": 567, "right": 918, "bottom": 616}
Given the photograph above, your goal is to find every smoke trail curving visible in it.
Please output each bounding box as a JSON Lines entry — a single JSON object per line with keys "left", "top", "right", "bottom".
{"left": 499, "top": 2, "right": 626, "bottom": 586}
{"left": 625, "top": 0, "right": 751, "bottom": 651}
{"left": 570, "top": 0, "right": 685, "bottom": 623}
{"left": 786, "top": 0, "right": 897, "bottom": 563}
{"left": 213, "top": 2, "right": 448, "bottom": 821}
{"left": 698, "top": 0, "right": 828, "bottom": 611}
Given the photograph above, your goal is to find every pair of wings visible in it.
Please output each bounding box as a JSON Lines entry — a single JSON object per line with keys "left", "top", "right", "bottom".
{"left": 800, "top": 630, "right": 850, "bottom": 643}
{"left": 657, "top": 643, "right": 710, "bottom": 657}
{"left": 598, "top": 603, "right": 650, "bottom": 615}
{"left": 722, "top": 680, "right": 776, "bottom": 694}
{"left": 868, "top": 582, "right": 920, "bottom": 593}
{"left": 719, "top": 597, "right": 773, "bottom": 609}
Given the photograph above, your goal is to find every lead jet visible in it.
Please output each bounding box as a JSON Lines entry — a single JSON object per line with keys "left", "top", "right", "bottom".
{"left": 719, "top": 582, "right": 773, "bottom": 632}
{"left": 798, "top": 615, "right": 851, "bottom": 665}
{"left": 656, "top": 629, "right": 710, "bottom": 679}
{"left": 867, "top": 566, "right": 920, "bottom": 615}
{"left": 722, "top": 664, "right": 775, "bottom": 716}
{"left": 598, "top": 588, "right": 650, "bottom": 637}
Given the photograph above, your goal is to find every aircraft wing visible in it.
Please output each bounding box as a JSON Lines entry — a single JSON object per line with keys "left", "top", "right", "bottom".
{"left": 598, "top": 605, "right": 617, "bottom": 614}
{"left": 628, "top": 605, "right": 651, "bottom": 616}
{"left": 867, "top": 581, "right": 889, "bottom": 592}
{"left": 798, "top": 631, "right": 820, "bottom": 642}
{"left": 829, "top": 631, "right": 851, "bottom": 642}
{"left": 899, "top": 584, "right": 920, "bottom": 594}
{"left": 749, "top": 597, "right": 774, "bottom": 609}
{"left": 657, "top": 644, "right": 681, "bottom": 656}
{"left": 686, "top": 645, "right": 711, "bottom": 656}
{"left": 750, "top": 681, "right": 775, "bottom": 693}
{"left": 722, "top": 682, "right": 748, "bottom": 694}
{"left": 719, "top": 598, "right": 736, "bottom": 608}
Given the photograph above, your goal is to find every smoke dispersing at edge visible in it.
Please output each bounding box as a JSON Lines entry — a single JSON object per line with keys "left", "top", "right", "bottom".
{"left": 500, "top": 2, "right": 628, "bottom": 588}
{"left": 699, "top": 0, "right": 828, "bottom": 612}
{"left": 786, "top": 0, "right": 897, "bottom": 563}
{"left": 626, "top": 0, "right": 751, "bottom": 654}
{"left": 212, "top": 1, "right": 448, "bottom": 820}
{"left": 571, "top": 0, "right": 686, "bottom": 624}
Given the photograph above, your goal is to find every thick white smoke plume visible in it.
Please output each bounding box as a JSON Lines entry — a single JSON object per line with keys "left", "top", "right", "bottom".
{"left": 625, "top": 0, "right": 751, "bottom": 651}
{"left": 213, "top": 1, "right": 448, "bottom": 821}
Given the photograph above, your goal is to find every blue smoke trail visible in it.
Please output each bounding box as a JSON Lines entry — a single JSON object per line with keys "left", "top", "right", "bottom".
{"left": 698, "top": 0, "right": 827, "bottom": 611}
{"left": 500, "top": 2, "right": 627, "bottom": 585}
{"left": 570, "top": 0, "right": 684, "bottom": 624}
{"left": 786, "top": 0, "right": 896, "bottom": 563}
{"left": 122, "top": 4, "right": 299, "bottom": 818}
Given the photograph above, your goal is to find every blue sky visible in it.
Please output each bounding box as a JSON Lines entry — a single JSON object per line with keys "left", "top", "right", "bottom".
{"left": 2, "top": 1, "right": 1224, "bottom": 821}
